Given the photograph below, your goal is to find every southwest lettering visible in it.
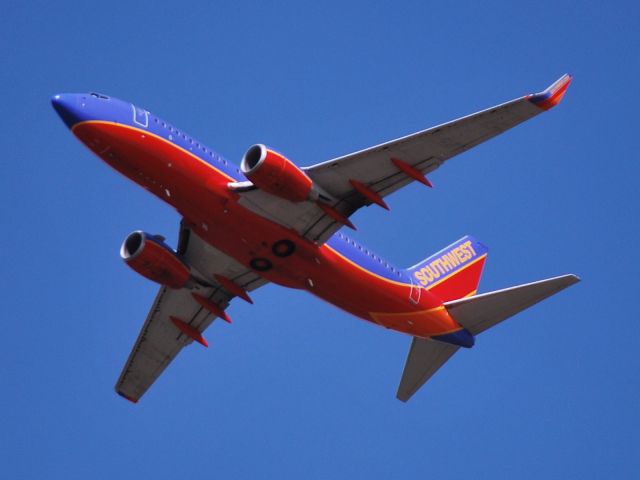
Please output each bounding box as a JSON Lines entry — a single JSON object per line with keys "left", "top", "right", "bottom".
{"left": 413, "top": 240, "right": 480, "bottom": 287}
{"left": 466, "top": 241, "right": 476, "bottom": 256}
{"left": 426, "top": 265, "right": 439, "bottom": 279}
{"left": 431, "top": 259, "right": 446, "bottom": 275}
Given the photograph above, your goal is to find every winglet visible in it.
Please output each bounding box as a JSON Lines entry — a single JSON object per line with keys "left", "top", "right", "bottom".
{"left": 528, "top": 74, "right": 572, "bottom": 110}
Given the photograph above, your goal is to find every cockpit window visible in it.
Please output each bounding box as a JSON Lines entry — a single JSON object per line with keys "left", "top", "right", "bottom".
{"left": 90, "top": 92, "right": 110, "bottom": 99}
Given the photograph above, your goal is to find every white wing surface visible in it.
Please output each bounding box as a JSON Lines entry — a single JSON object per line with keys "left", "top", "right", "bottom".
{"left": 115, "top": 223, "right": 268, "bottom": 402}
{"left": 236, "top": 75, "right": 572, "bottom": 243}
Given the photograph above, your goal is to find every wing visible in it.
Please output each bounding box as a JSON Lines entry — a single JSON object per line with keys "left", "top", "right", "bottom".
{"left": 235, "top": 74, "right": 572, "bottom": 243}
{"left": 115, "top": 222, "right": 268, "bottom": 403}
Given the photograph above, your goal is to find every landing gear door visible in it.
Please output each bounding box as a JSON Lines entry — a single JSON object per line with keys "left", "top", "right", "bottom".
{"left": 131, "top": 104, "right": 149, "bottom": 128}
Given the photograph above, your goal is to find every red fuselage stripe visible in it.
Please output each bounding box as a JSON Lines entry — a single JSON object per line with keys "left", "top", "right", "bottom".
{"left": 73, "top": 120, "right": 462, "bottom": 338}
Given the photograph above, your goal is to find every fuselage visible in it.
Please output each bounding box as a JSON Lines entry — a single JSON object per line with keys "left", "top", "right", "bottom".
{"left": 52, "top": 93, "right": 473, "bottom": 343}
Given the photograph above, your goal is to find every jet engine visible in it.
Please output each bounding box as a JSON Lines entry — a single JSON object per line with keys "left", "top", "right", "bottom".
{"left": 240, "top": 144, "right": 313, "bottom": 202}
{"left": 120, "top": 231, "right": 190, "bottom": 289}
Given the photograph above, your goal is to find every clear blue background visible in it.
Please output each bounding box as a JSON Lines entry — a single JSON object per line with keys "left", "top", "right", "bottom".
{"left": 2, "top": 1, "right": 638, "bottom": 478}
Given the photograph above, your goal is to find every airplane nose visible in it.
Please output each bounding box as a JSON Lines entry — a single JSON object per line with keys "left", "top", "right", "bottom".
{"left": 51, "top": 94, "right": 84, "bottom": 128}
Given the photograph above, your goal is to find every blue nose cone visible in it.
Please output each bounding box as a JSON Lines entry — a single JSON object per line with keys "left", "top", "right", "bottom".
{"left": 51, "top": 94, "right": 85, "bottom": 128}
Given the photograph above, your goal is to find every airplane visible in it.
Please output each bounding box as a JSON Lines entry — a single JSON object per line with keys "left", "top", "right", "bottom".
{"left": 52, "top": 74, "right": 579, "bottom": 403}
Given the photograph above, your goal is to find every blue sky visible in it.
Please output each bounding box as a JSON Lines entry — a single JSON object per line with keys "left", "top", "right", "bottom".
{"left": 2, "top": 1, "right": 639, "bottom": 478}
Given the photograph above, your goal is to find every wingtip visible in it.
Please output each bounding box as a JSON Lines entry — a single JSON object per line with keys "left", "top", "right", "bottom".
{"left": 529, "top": 73, "right": 572, "bottom": 110}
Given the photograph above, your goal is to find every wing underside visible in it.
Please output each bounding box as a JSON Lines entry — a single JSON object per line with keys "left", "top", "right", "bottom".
{"left": 115, "top": 223, "right": 267, "bottom": 402}
{"left": 235, "top": 75, "right": 572, "bottom": 243}
{"left": 115, "top": 285, "right": 221, "bottom": 402}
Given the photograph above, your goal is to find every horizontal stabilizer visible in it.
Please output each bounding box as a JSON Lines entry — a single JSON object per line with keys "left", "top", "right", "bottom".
{"left": 396, "top": 338, "right": 459, "bottom": 402}
{"left": 444, "top": 274, "right": 580, "bottom": 335}
{"left": 396, "top": 274, "right": 579, "bottom": 402}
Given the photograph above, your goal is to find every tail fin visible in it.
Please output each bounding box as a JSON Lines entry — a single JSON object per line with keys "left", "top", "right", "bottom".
{"left": 406, "top": 235, "right": 488, "bottom": 302}
{"left": 396, "top": 274, "right": 580, "bottom": 402}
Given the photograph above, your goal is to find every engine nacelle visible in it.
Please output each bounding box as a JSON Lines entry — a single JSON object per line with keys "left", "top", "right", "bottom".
{"left": 120, "top": 231, "right": 190, "bottom": 289}
{"left": 240, "top": 144, "right": 312, "bottom": 202}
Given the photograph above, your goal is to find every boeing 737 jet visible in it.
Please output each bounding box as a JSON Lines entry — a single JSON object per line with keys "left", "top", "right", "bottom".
{"left": 52, "top": 74, "right": 578, "bottom": 403}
